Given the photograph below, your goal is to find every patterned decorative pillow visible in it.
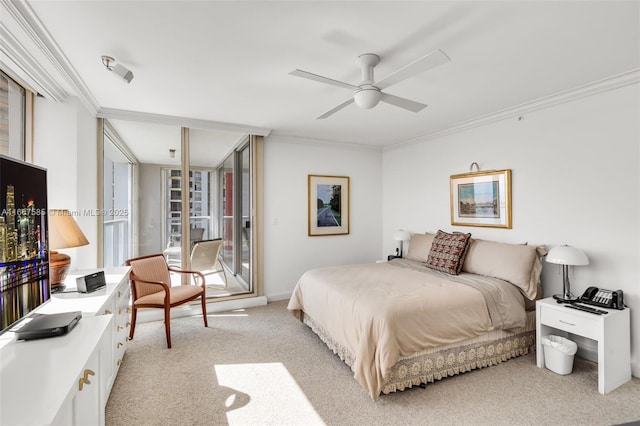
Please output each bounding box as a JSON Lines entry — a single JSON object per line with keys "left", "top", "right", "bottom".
{"left": 426, "top": 230, "right": 472, "bottom": 275}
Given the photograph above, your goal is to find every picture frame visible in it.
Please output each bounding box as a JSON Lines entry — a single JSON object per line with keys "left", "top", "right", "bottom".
{"left": 450, "top": 169, "right": 512, "bottom": 228}
{"left": 308, "top": 174, "right": 350, "bottom": 236}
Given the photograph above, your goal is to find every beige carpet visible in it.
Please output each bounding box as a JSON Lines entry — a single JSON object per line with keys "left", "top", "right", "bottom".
{"left": 106, "top": 300, "right": 640, "bottom": 426}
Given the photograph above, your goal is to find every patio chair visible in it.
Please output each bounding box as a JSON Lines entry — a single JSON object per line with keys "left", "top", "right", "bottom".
{"left": 190, "top": 238, "right": 228, "bottom": 288}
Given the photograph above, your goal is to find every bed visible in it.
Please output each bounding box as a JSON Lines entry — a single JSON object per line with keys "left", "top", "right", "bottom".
{"left": 287, "top": 231, "right": 546, "bottom": 399}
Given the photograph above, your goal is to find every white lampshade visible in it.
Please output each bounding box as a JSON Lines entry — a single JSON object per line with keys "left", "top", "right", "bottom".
{"left": 546, "top": 245, "right": 589, "bottom": 266}
{"left": 393, "top": 230, "right": 411, "bottom": 241}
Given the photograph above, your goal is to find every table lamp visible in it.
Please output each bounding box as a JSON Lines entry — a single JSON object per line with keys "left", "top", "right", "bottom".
{"left": 393, "top": 229, "right": 411, "bottom": 257}
{"left": 545, "top": 245, "right": 589, "bottom": 303}
{"left": 49, "top": 209, "right": 89, "bottom": 292}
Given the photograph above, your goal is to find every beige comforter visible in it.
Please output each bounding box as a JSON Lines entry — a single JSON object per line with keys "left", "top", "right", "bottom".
{"left": 287, "top": 259, "right": 526, "bottom": 399}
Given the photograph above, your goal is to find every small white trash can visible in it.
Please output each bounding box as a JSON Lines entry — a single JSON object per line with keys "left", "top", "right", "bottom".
{"left": 541, "top": 335, "right": 578, "bottom": 375}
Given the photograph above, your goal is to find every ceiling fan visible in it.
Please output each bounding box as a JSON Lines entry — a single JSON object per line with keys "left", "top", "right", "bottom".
{"left": 289, "top": 49, "right": 450, "bottom": 119}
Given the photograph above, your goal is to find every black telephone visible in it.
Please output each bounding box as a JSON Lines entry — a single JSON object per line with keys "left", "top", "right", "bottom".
{"left": 579, "top": 287, "right": 625, "bottom": 310}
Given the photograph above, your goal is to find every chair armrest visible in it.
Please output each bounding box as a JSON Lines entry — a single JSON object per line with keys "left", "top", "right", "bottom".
{"left": 129, "top": 272, "right": 171, "bottom": 293}
{"left": 167, "top": 267, "right": 207, "bottom": 289}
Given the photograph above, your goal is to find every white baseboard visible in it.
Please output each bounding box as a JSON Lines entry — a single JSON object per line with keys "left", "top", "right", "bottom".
{"left": 136, "top": 296, "right": 268, "bottom": 323}
{"left": 266, "top": 291, "right": 292, "bottom": 302}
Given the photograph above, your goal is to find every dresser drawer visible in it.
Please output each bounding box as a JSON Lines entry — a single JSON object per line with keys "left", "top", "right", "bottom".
{"left": 540, "top": 306, "right": 600, "bottom": 340}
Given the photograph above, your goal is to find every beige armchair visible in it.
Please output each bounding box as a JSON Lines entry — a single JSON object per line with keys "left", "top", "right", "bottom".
{"left": 190, "top": 238, "right": 228, "bottom": 288}
{"left": 126, "top": 253, "right": 208, "bottom": 348}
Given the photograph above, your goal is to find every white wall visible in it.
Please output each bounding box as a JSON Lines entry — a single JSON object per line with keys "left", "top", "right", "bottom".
{"left": 382, "top": 83, "right": 640, "bottom": 376}
{"left": 33, "top": 96, "right": 98, "bottom": 270}
{"left": 263, "top": 136, "right": 383, "bottom": 300}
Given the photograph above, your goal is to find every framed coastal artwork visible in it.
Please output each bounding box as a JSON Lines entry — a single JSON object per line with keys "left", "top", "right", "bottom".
{"left": 308, "top": 174, "right": 349, "bottom": 236}
{"left": 450, "top": 169, "right": 511, "bottom": 228}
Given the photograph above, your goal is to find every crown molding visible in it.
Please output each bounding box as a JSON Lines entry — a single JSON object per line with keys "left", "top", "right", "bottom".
{"left": 97, "top": 108, "right": 272, "bottom": 137}
{"left": 385, "top": 69, "right": 640, "bottom": 151}
{"left": 103, "top": 120, "right": 139, "bottom": 164}
{"left": 0, "top": 22, "right": 66, "bottom": 101}
{"left": 2, "top": 0, "right": 100, "bottom": 114}
{"left": 266, "top": 132, "right": 383, "bottom": 152}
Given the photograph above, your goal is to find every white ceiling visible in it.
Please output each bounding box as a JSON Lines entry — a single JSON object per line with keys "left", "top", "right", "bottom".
{"left": 18, "top": 1, "right": 640, "bottom": 150}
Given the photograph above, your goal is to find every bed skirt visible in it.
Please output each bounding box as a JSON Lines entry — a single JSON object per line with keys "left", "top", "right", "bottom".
{"left": 302, "top": 310, "right": 536, "bottom": 396}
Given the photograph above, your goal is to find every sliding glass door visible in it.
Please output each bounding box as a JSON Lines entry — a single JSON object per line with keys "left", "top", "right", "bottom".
{"left": 220, "top": 140, "right": 251, "bottom": 287}
{"left": 100, "top": 120, "right": 257, "bottom": 299}
{"left": 239, "top": 144, "right": 251, "bottom": 283}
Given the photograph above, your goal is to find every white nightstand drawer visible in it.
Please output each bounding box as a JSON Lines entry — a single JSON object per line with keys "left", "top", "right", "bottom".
{"left": 540, "top": 305, "right": 599, "bottom": 340}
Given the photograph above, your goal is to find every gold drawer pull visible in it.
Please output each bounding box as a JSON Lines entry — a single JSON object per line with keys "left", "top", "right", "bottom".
{"left": 117, "top": 325, "right": 123, "bottom": 331}
{"left": 127, "top": 307, "right": 132, "bottom": 313}
{"left": 118, "top": 291, "right": 122, "bottom": 298}
{"left": 104, "top": 309, "right": 112, "bottom": 315}
{"left": 117, "top": 359, "right": 123, "bottom": 366}
{"left": 126, "top": 336, "right": 132, "bottom": 341}
{"left": 126, "top": 322, "right": 131, "bottom": 327}
{"left": 78, "top": 369, "right": 95, "bottom": 391}
{"left": 119, "top": 308, "right": 124, "bottom": 315}
{"left": 117, "top": 342, "right": 123, "bottom": 348}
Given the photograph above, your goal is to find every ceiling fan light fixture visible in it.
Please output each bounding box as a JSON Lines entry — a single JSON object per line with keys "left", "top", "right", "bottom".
{"left": 290, "top": 49, "right": 450, "bottom": 118}
{"left": 353, "top": 87, "right": 381, "bottom": 109}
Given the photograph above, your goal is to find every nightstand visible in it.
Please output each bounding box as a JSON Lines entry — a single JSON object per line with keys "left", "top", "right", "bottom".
{"left": 536, "top": 297, "right": 631, "bottom": 394}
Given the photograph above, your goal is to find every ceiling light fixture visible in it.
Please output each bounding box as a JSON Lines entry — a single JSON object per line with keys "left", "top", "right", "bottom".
{"left": 353, "top": 86, "right": 382, "bottom": 109}
{"left": 101, "top": 55, "right": 134, "bottom": 84}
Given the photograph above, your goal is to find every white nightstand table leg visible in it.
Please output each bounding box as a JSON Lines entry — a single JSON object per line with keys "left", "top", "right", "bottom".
{"left": 599, "top": 308, "right": 631, "bottom": 394}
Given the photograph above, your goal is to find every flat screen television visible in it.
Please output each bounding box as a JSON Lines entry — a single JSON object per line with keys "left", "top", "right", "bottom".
{"left": 0, "top": 154, "right": 49, "bottom": 335}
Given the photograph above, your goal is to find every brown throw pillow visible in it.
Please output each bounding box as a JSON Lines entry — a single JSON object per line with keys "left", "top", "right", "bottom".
{"left": 426, "top": 230, "right": 472, "bottom": 275}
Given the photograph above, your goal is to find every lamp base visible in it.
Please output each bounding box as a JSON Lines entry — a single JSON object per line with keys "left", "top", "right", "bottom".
{"left": 50, "top": 250, "right": 70, "bottom": 293}
{"left": 553, "top": 293, "right": 578, "bottom": 304}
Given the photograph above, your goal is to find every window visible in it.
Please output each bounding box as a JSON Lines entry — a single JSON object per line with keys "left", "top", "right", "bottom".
{"left": 0, "top": 70, "right": 26, "bottom": 160}
{"left": 163, "top": 168, "right": 214, "bottom": 250}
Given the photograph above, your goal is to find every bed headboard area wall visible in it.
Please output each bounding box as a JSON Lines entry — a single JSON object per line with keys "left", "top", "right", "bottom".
{"left": 382, "top": 83, "right": 639, "bottom": 376}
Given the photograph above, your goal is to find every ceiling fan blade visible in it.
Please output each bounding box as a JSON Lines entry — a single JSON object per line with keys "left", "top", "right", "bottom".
{"left": 376, "top": 49, "right": 450, "bottom": 90}
{"left": 289, "top": 69, "right": 358, "bottom": 90}
{"left": 317, "top": 98, "right": 354, "bottom": 119}
{"left": 380, "top": 92, "right": 427, "bottom": 113}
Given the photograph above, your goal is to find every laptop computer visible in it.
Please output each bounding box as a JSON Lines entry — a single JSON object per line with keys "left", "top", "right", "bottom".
{"left": 15, "top": 311, "right": 82, "bottom": 341}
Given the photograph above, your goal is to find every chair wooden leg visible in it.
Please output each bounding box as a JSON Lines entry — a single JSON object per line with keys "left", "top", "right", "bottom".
{"left": 201, "top": 294, "right": 208, "bottom": 327}
{"left": 164, "top": 307, "right": 172, "bottom": 348}
{"left": 129, "top": 306, "right": 137, "bottom": 340}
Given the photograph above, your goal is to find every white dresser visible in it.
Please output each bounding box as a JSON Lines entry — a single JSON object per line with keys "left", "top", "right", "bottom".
{"left": 0, "top": 267, "right": 131, "bottom": 426}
